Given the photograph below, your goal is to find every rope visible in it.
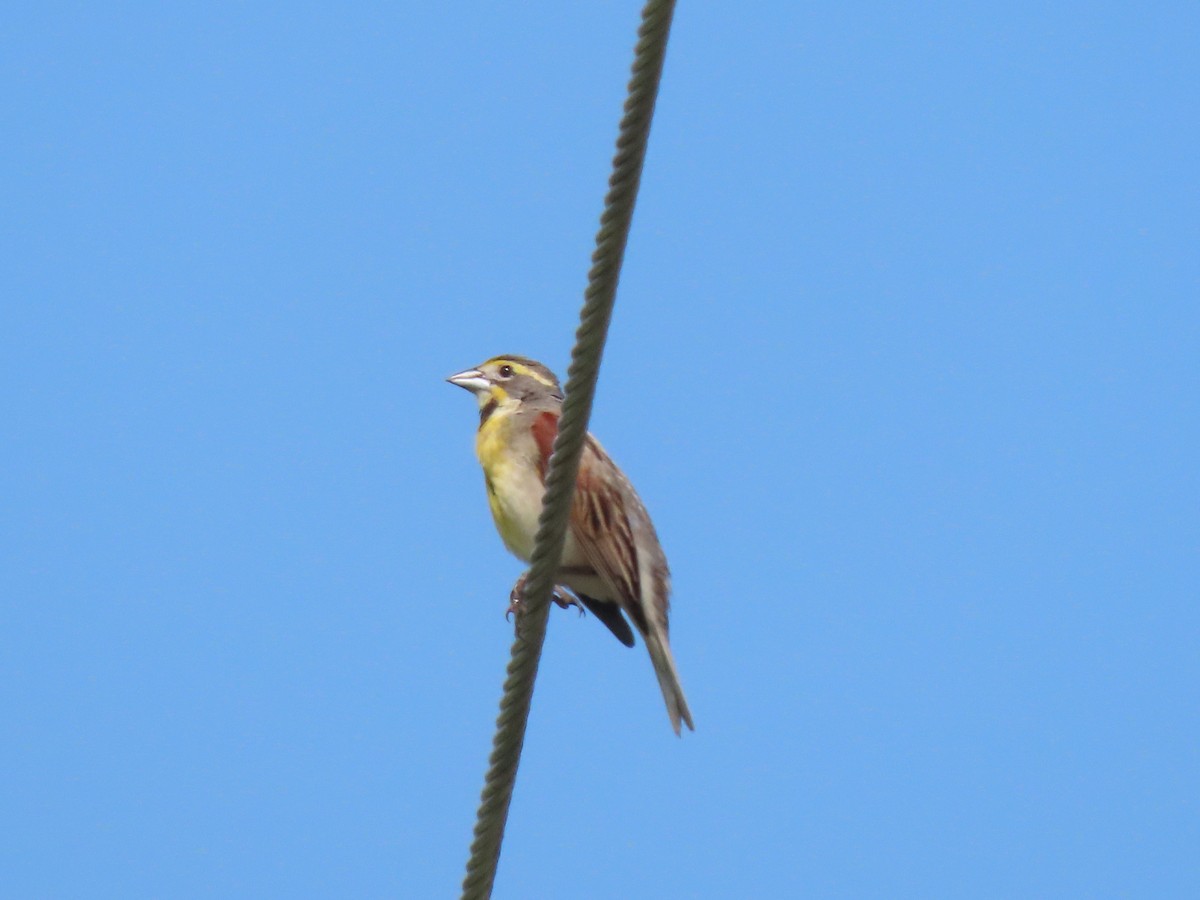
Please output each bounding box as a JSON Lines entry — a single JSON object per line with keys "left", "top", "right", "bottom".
{"left": 458, "top": 2, "right": 678, "bottom": 897}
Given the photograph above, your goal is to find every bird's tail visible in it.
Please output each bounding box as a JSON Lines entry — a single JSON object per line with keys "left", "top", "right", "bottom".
{"left": 644, "top": 627, "right": 694, "bottom": 736}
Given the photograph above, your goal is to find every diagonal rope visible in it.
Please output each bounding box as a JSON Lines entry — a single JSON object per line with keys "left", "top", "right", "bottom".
{"left": 459, "top": 1, "right": 678, "bottom": 897}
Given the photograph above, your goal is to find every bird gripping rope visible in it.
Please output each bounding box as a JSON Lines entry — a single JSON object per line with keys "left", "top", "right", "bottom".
{"left": 458, "top": 1, "right": 679, "bottom": 898}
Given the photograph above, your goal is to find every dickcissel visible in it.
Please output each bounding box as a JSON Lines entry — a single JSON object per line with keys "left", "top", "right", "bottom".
{"left": 448, "top": 355, "right": 694, "bottom": 735}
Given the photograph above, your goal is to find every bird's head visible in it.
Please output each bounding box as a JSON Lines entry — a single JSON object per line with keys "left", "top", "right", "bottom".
{"left": 447, "top": 355, "right": 564, "bottom": 412}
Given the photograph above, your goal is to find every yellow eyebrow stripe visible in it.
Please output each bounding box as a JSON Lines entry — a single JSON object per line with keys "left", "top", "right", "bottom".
{"left": 499, "top": 360, "right": 557, "bottom": 388}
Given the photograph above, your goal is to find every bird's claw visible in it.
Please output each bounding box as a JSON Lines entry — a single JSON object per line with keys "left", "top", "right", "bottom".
{"left": 507, "top": 572, "right": 529, "bottom": 622}
{"left": 551, "top": 589, "right": 586, "bottom": 618}
{"left": 505, "top": 574, "right": 586, "bottom": 622}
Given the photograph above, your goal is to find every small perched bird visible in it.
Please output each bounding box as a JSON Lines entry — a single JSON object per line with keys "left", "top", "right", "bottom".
{"left": 448, "top": 355, "right": 694, "bottom": 735}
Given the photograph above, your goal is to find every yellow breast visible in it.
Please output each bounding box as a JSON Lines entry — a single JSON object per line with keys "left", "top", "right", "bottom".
{"left": 476, "top": 411, "right": 546, "bottom": 562}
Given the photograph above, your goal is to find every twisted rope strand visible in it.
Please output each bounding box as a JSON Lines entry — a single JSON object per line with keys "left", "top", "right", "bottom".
{"left": 458, "top": 2, "right": 678, "bottom": 897}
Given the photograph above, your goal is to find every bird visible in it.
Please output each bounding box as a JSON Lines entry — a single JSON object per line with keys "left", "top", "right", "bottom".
{"left": 447, "top": 355, "right": 694, "bottom": 735}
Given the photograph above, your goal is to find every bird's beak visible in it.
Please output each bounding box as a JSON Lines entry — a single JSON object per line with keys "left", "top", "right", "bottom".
{"left": 446, "top": 368, "right": 490, "bottom": 394}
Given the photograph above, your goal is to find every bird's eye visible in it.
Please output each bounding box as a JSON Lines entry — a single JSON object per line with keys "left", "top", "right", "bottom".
{"left": 498, "top": 365, "right": 513, "bottom": 378}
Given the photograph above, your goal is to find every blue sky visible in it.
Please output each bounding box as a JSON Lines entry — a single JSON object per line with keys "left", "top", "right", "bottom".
{"left": 3, "top": 2, "right": 1197, "bottom": 897}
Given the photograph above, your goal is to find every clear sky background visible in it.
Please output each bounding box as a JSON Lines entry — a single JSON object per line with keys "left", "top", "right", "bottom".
{"left": 3, "top": 2, "right": 1197, "bottom": 897}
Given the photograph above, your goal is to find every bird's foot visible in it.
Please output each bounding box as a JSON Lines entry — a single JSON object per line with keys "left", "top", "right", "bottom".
{"left": 505, "top": 575, "right": 526, "bottom": 622}
{"left": 505, "top": 573, "right": 586, "bottom": 621}
{"left": 551, "top": 588, "right": 586, "bottom": 617}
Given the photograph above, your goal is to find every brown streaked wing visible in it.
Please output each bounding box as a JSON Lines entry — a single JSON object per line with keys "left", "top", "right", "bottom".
{"left": 529, "top": 412, "right": 653, "bottom": 630}
{"left": 569, "top": 436, "right": 648, "bottom": 632}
